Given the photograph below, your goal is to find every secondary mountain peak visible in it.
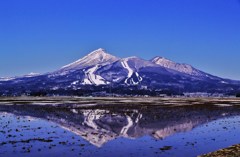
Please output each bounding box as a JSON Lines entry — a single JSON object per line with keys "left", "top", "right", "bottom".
{"left": 124, "top": 56, "right": 139, "bottom": 60}
{"left": 151, "top": 56, "right": 203, "bottom": 76}
{"left": 151, "top": 56, "right": 176, "bottom": 66}
{"left": 23, "top": 72, "right": 40, "bottom": 77}
{"left": 61, "top": 48, "right": 119, "bottom": 70}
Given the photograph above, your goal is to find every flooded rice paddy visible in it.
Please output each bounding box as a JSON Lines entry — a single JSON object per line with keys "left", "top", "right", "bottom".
{"left": 0, "top": 97, "right": 240, "bottom": 157}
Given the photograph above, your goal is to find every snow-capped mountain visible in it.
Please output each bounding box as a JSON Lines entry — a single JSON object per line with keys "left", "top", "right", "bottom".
{"left": 0, "top": 48, "right": 239, "bottom": 96}
{"left": 61, "top": 48, "right": 119, "bottom": 70}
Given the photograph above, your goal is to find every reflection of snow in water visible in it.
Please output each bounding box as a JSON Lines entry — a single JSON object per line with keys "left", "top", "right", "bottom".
{"left": 153, "top": 121, "right": 196, "bottom": 139}
{"left": 120, "top": 116, "right": 133, "bottom": 135}
{"left": 120, "top": 110, "right": 142, "bottom": 136}
{"left": 82, "top": 109, "right": 108, "bottom": 130}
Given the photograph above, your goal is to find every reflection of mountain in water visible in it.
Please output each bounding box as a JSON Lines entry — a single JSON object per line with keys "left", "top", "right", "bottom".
{"left": 0, "top": 104, "right": 239, "bottom": 147}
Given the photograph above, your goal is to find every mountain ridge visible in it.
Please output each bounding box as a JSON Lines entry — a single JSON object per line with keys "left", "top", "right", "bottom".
{"left": 0, "top": 48, "right": 239, "bottom": 96}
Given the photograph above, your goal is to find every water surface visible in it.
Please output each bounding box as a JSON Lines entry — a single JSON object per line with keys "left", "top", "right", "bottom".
{"left": 0, "top": 102, "right": 240, "bottom": 157}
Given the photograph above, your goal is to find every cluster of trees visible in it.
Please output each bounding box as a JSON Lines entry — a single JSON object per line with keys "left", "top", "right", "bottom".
{"left": 0, "top": 83, "right": 239, "bottom": 97}
{"left": 0, "top": 86, "right": 181, "bottom": 97}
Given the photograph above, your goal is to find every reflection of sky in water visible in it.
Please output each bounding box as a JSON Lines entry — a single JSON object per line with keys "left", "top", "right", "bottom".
{"left": 0, "top": 105, "right": 240, "bottom": 157}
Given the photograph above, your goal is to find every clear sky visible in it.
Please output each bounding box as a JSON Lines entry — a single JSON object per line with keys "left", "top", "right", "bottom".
{"left": 0, "top": 0, "right": 240, "bottom": 79}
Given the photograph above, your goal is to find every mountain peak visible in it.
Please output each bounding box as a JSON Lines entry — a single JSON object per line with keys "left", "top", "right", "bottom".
{"left": 151, "top": 56, "right": 203, "bottom": 76}
{"left": 96, "top": 48, "right": 105, "bottom": 51}
{"left": 62, "top": 48, "right": 119, "bottom": 70}
{"left": 88, "top": 48, "right": 107, "bottom": 55}
{"left": 151, "top": 56, "right": 173, "bottom": 63}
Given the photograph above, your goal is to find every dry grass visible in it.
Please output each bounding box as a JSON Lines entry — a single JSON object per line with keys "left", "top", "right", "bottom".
{"left": 200, "top": 144, "right": 240, "bottom": 157}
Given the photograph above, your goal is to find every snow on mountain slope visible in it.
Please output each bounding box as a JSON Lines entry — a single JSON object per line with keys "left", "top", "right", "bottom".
{"left": 24, "top": 72, "right": 40, "bottom": 78}
{"left": 62, "top": 48, "right": 119, "bottom": 70}
{"left": 120, "top": 57, "right": 143, "bottom": 85}
{"left": 82, "top": 65, "right": 109, "bottom": 85}
{"left": 151, "top": 57, "right": 204, "bottom": 76}
{"left": 0, "top": 77, "right": 15, "bottom": 81}
{"left": 120, "top": 115, "right": 134, "bottom": 135}
{"left": 0, "top": 73, "right": 39, "bottom": 81}
{"left": 98, "top": 56, "right": 173, "bottom": 86}
{"left": 121, "top": 58, "right": 134, "bottom": 84}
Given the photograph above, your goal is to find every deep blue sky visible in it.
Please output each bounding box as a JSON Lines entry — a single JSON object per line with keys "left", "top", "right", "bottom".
{"left": 0, "top": 0, "right": 240, "bottom": 79}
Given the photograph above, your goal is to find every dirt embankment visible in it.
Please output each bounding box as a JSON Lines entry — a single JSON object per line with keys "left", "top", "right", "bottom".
{"left": 200, "top": 144, "right": 240, "bottom": 157}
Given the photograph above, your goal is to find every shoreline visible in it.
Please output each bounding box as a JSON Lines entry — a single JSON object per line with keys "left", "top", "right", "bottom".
{"left": 0, "top": 96, "right": 239, "bottom": 107}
